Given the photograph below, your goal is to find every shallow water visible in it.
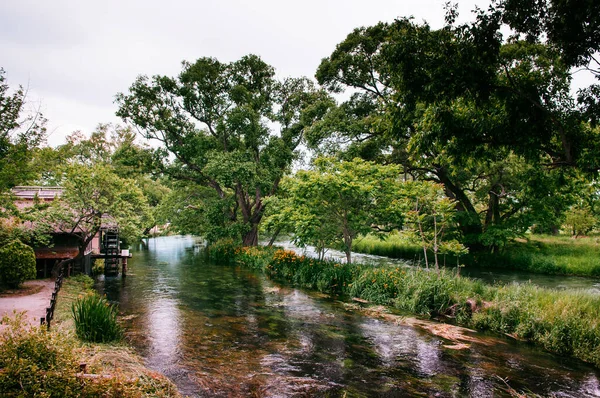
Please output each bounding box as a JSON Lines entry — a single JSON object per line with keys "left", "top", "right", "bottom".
{"left": 97, "top": 236, "right": 600, "bottom": 397}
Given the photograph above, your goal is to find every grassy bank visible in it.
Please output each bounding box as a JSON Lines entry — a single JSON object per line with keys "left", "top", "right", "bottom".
{"left": 213, "top": 241, "right": 600, "bottom": 369}
{"left": 0, "top": 275, "right": 180, "bottom": 397}
{"left": 352, "top": 233, "right": 600, "bottom": 277}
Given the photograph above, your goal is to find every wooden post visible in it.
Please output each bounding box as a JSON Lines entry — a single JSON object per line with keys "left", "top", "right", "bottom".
{"left": 122, "top": 257, "right": 127, "bottom": 277}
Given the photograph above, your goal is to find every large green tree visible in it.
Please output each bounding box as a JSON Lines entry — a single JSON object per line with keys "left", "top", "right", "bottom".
{"left": 117, "top": 55, "right": 331, "bottom": 245}
{"left": 313, "top": 12, "right": 595, "bottom": 250}
{"left": 40, "top": 163, "right": 151, "bottom": 267}
{"left": 30, "top": 124, "right": 168, "bottom": 234}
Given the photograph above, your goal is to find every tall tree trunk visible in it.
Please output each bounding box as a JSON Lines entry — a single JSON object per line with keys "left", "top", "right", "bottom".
{"left": 436, "top": 167, "right": 483, "bottom": 249}
{"left": 267, "top": 226, "right": 282, "bottom": 247}
{"left": 243, "top": 224, "right": 259, "bottom": 246}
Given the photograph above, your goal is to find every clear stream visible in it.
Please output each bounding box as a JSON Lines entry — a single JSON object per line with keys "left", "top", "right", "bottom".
{"left": 97, "top": 236, "right": 600, "bottom": 397}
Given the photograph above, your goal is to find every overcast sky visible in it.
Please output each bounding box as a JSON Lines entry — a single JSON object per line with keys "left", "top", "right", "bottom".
{"left": 2, "top": 0, "right": 494, "bottom": 146}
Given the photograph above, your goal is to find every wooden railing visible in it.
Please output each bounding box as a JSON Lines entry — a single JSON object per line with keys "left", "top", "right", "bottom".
{"left": 40, "top": 259, "right": 70, "bottom": 329}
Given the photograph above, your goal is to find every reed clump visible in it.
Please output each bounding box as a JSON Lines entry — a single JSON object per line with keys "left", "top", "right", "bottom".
{"left": 72, "top": 292, "right": 123, "bottom": 343}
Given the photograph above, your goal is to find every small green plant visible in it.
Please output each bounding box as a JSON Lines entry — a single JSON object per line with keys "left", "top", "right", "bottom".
{"left": 0, "top": 240, "right": 36, "bottom": 288}
{"left": 72, "top": 292, "right": 123, "bottom": 343}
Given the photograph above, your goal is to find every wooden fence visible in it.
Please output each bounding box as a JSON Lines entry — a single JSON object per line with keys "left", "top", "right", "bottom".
{"left": 40, "top": 260, "right": 68, "bottom": 329}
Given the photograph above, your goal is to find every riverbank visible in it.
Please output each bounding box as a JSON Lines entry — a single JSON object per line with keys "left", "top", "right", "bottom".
{"left": 213, "top": 240, "right": 600, "bottom": 369}
{"left": 0, "top": 275, "right": 180, "bottom": 397}
{"left": 352, "top": 233, "right": 600, "bottom": 277}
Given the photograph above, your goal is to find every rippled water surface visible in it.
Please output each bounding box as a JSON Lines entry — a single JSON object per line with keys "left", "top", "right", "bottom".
{"left": 97, "top": 236, "right": 600, "bottom": 397}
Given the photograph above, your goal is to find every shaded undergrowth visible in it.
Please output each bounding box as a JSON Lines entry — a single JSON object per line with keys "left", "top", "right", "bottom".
{"left": 212, "top": 241, "right": 600, "bottom": 369}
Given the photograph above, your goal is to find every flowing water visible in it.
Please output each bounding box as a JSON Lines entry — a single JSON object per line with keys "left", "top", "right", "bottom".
{"left": 97, "top": 236, "right": 600, "bottom": 397}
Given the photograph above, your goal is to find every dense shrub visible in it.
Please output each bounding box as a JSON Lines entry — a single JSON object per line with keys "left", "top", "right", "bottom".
{"left": 0, "top": 240, "right": 36, "bottom": 288}
{"left": 72, "top": 292, "right": 123, "bottom": 343}
{"left": 208, "top": 238, "right": 238, "bottom": 263}
{"left": 0, "top": 314, "right": 83, "bottom": 397}
{"left": 0, "top": 313, "right": 179, "bottom": 397}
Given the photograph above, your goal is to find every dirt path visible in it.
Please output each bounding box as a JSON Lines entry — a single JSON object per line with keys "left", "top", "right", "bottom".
{"left": 0, "top": 279, "right": 54, "bottom": 326}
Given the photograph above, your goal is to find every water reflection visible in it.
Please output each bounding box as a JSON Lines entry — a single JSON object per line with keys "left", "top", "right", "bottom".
{"left": 97, "top": 236, "right": 600, "bottom": 397}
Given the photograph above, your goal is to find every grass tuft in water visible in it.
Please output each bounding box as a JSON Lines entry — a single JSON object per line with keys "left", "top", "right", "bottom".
{"left": 72, "top": 292, "right": 123, "bottom": 343}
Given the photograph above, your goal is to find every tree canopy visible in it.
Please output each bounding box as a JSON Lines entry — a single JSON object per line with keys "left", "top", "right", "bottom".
{"left": 0, "top": 68, "right": 46, "bottom": 216}
{"left": 117, "top": 55, "right": 332, "bottom": 245}
{"left": 312, "top": 7, "right": 599, "bottom": 250}
{"left": 40, "top": 163, "right": 152, "bottom": 260}
{"left": 265, "top": 158, "right": 404, "bottom": 263}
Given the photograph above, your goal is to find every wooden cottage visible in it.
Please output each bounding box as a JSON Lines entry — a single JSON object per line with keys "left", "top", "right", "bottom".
{"left": 11, "top": 186, "right": 129, "bottom": 277}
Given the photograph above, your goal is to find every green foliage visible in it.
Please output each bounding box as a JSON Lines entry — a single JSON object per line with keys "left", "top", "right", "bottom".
{"left": 233, "top": 245, "right": 276, "bottom": 270}
{"left": 266, "top": 157, "right": 404, "bottom": 263}
{"left": 265, "top": 249, "right": 358, "bottom": 294}
{"left": 314, "top": 11, "right": 599, "bottom": 253}
{"left": 117, "top": 55, "right": 332, "bottom": 246}
{"left": 35, "top": 163, "right": 152, "bottom": 257}
{"left": 0, "top": 312, "right": 179, "bottom": 397}
{"left": 207, "top": 238, "right": 240, "bottom": 264}
{"left": 71, "top": 292, "right": 123, "bottom": 343}
{"left": 563, "top": 206, "right": 597, "bottom": 237}
{"left": 0, "top": 314, "right": 83, "bottom": 397}
{"left": 0, "top": 68, "right": 46, "bottom": 217}
{"left": 400, "top": 181, "right": 468, "bottom": 268}
{"left": 0, "top": 239, "right": 36, "bottom": 288}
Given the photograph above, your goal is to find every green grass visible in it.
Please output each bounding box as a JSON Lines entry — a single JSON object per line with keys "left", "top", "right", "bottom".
{"left": 72, "top": 292, "right": 123, "bottom": 343}
{"left": 353, "top": 233, "right": 600, "bottom": 277}
{"left": 210, "top": 239, "right": 600, "bottom": 369}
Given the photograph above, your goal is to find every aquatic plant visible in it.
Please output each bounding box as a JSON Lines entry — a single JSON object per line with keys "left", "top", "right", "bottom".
{"left": 71, "top": 292, "right": 123, "bottom": 343}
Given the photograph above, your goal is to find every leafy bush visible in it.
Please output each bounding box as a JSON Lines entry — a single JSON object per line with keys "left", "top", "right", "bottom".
{"left": 0, "top": 314, "right": 83, "bottom": 397}
{"left": 208, "top": 238, "right": 238, "bottom": 263}
{"left": 234, "top": 245, "right": 275, "bottom": 270}
{"left": 0, "top": 240, "right": 36, "bottom": 288}
{"left": 72, "top": 292, "right": 123, "bottom": 343}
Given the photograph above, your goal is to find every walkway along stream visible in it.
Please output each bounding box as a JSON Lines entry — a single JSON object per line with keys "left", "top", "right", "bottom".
{"left": 97, "top": 236, "right": 600, "bottom": 397}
